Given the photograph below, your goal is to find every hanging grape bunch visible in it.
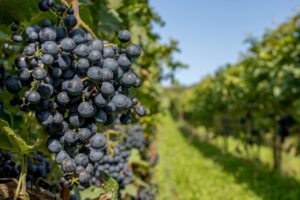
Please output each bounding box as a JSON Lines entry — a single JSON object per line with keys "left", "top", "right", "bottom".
{"left": 6, "top": 0, "right": 147, "bottom": 191}
{"left": 95, "top": 144, "right": 133, "bottom": 190}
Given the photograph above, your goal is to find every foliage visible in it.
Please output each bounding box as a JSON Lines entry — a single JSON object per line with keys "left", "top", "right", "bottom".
{"left": 175, "top": 13, "right": 300, "bottom": 140}
{"left": 0, "top": 0, "right": 185, "bottom": 198}
{"left": 155, "top": 112, "right": 300, "bottom": 200}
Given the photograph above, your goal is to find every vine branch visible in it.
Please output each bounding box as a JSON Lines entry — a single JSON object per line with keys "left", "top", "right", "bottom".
{"left": 13, "top": 155, "right": 28, "bottom": 200}
{"left": 62, "top": 0, "right": 97, "bottom": 38}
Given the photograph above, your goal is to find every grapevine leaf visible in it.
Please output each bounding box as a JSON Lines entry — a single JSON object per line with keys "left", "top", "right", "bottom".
{"left": 77, "top": 172, "right": 119, "bottom": 200}
{"left": 0, "top": 31, "right": 9, "bottom": 41}
{"left": 122, "top": 184, "right": 138, "bottom": 197}
{"left": 0, "top": 0, "right": 38, "bottom": 24}
{"left": 0, "top": 119, "right": 44, "bottom": 155}
{"left": 129, "top": 149, "right": 150, "bottom": 168}
{"left": 99, "top": 172, "right": 119, "bottom": 200}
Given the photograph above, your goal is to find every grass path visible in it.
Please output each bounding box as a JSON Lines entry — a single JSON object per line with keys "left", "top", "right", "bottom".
{"left": 154, "top": 113, "right": 300, "bottom": 200}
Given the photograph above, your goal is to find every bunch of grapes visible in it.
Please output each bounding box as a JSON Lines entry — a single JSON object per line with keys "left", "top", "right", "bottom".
{"left": 136, "top": 188, "right": 156, "bottom": 200}
{"left": 26, "top": 151, "right": 51, "bottom": 183}
{"left": 0, "top": 150, "right": 54, "bottom": 189}
{"left": 124, "top": 124, "right": 145, "bottom": 152}
{"left": 5, "top": 0, "right": 146, "bottom": 190}
{"left": 95, "top": 144, "right": 133, "bottom": 189}
{"left": 0, "top": 65, "right": 5, "bottom": 110}
{"left": 92, "top": 124, "right": 147, "bottom": 190}
{"left": 0, "top": 151, "right": 20, "bottom": 178}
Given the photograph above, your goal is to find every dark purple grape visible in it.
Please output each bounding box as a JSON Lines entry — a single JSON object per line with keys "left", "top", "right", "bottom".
{"left": 64, "top": 130, "right": 79, "bottom": 144}
{"left": 126, "top": 44, "right": 141, "bottom": 58}
{"left": 39, "top": 27, "right": 57, "bottom": 42}
{"left": 32, "top": 67, "right": 47, "bottom": 80}
{"left": 118, "top": 54, "right": 131, "bottom": 69}
{"left": 103, "top": 46, "right": 115, "bottom": 58}
{"left": 75, "top": 44, "right": 90, "bottom": 57}
{"left": 78, "top": 102, "right": 96, "bottom": 118}
{"left": 61, "top": 158, "right": 76, "bottom": 173}
{"left": 118, "top": 30, "right": 131, "bottom": 43}
{"left": 39, "top": 0, "right": 49, "bottom": 11}
{"left": 90, "top": 133, "right": 106, "bottom": 149}
{"left": 60, "top": 38, "right": 76, "bottom": 51}
{"left": 101, "top": 82, "right": 114, "bottom": 96}
{"left": 64, "top": 15, "right": 77, "bottom": 28}
{"left": 6, "top": 76, "right": 22, "bottom": 94}
{"left": 11, "top": 34, "right": 23, "bottom": 43}
{"left": 25, "top": 91, "right": 41, "bottom": 104}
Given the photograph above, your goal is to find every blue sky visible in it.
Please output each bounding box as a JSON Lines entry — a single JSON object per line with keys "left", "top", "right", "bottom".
{"left": 150, "top": 0, "right": 300, "bottom": 86}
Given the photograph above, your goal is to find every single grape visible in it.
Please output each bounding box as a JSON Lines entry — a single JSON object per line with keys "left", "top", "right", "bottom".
{"left": 39, "top": 0, "right": 49, "bottom": 11}
{"left": 32, "top": 67, "right": 47, "bottom": 80}
{"left": 61, "top": 158, "right": 76, "bottom": 173}
{"left": 11, "top": 34, "right": 23, "bottom": 43}
{"left": 103, "top": 46, "right": 115, "bottom": 58}
{"left": 69, "top": 113, "right": 85, "bottom": 128}
{"left": 39, "top": 27, "right": 57, "bottom": 42}
{"left": 89, "top": 39, "right": 103, "bottom": 52}
{"left": 74, "top": 153, "right": 89, "bottom": 167}
{"left": 77, "top": 102, "right": 96, "bottom": 118}
{"left": 64, "top": 130, "right": 79, "bottom": 144}
{"left": 37, "top": 83, "right": 54, "bottom": 98}
{"left": 95, "top": 110, "right": 107, "bottom": 124}
{"left": 36, "top": 111, "right": 53, "bottom": 126}
{"left": 90, "top": 133, "right": 106, "bottom": 149}
{"left": 103, "top": 58, "right": 118, "bottom": 72}
{"left": 76, "top": 58, "right": 90, "bottom": 71}
{"left": 118, "top": 30, "right": 131, "bottom": 43}
{"left": 120, "top": 113, "right": 132, "bottom": 124}
{"left": 94, "top": 93, "right": 107, "bottom": 107}
{"left": 89, "top": 149, "right": 104, "bottom": 162}
{"left": 88, "top": 50, "right": 102, "bottom": 62}
{"left": 118, "top": 54, "right": 131, "bottom": 69}
{"left": 60, "top": 38, "right": 76, "bottom": 51}
{"left": 42, "top": 54, "right": 54, "bottom": 65}
{"left": 41, "top": 41, "right": 58, "bottom": 55}
{"left": 64, "top": 15, "right": 77, "bottom": 28}
{"left": 25, "top": 91, "right": 41, "bottom": 104}
{"left": 75, "top": 44, "right": 90, "bottom": 57}
{"left": 78, "top": 128, "right": 92, "bottom": 142}
{"left": 126, "top": 44, "right": 141, "bottom": 58}
{"left": 101, "top": 82, "right": 115, "bottom": 96}
{"left": 47, "top": 139, "right": 62, "bottom": 153}
{"left": 6, "top": 76, "right": 22, "bottom": 94}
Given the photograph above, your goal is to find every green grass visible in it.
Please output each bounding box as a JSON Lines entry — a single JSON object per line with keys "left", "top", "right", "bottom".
{"left": 154, "top": 113, "right": 300, "bottom": 200}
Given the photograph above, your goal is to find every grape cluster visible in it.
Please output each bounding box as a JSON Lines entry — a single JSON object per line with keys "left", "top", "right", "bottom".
{"left": 0, "top": 150, "right": 63, "bottom": 196}
{"left": 137, "top": 188, "right": 156, "bottom": 200}
{"left": 95, "top": 145, "right": 133, "bottom": 189}
{"left": 124, "top": 124, "right": 145, "bottom": 152}
{"left": 6, "top": 0, "right": 146, "bottom": 190}
{"left": 0, "top": 150, "right": 51, "bottom": 182}
{"left": 0, "top": 151, "right": 20, "bottom": 178}
{"left": 0, "top": 65, "right": 5, "bottom": 110}
{"left": 92, "top": 124, "right": 147, "bottom": 190}
{"left": 26, "top": 151, "right": 51, "bottom": 182}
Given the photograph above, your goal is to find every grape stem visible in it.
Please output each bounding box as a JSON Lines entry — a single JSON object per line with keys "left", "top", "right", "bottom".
{"left": 14, "top": 155, "right": 29, "bottom": 200}
{"left": 62, "top": 0, "right": 97, "bottom": 38}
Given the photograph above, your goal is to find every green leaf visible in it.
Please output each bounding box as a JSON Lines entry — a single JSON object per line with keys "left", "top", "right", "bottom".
{"left": 0, "top": 119, "right": 44, "bottom": 155}
{"left": 129, "top": 149, "right": 150, "bottom": 168}
{"left": 76, "top": 172, "right": 119, "bottom": 200}
{"left": 0, "top": 31, "right": 9, "bottom": 41}
{"left": 99, "top": 172, "right": 119, "bottom": 200}
{"left": 0, "top": 0, "right": 38, "bottom": 24}
{"left": 107, "top": 0, "right": 124, "bottom": 10}
{"left": 273, "top": 86, "right": 281, "bottom": 97}
{"left": 122, "top": 184, "right": 138, "bottom": 197}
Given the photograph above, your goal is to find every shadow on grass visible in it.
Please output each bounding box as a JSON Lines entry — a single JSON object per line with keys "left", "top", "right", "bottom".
{"left": 179, "top": 124, "right": 300, "bottom": 200}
